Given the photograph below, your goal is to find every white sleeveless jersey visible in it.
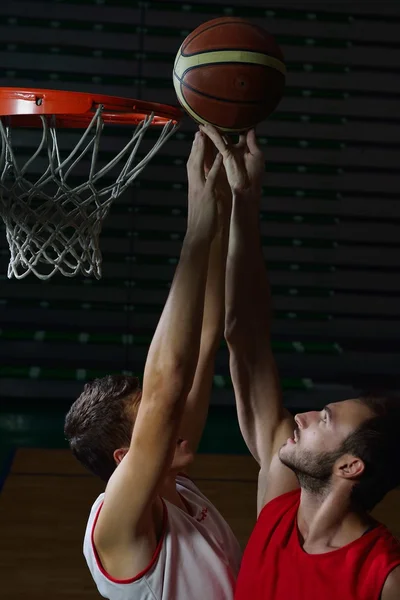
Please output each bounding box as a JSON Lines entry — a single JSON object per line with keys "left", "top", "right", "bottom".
{"left": 83, "top": 474, "right": 242, "bottom": 600}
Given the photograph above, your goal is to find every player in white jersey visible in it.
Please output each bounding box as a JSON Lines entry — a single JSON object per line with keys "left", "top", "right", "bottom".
{"left": 64, "top": 131, "right": 242, "bottom": 600}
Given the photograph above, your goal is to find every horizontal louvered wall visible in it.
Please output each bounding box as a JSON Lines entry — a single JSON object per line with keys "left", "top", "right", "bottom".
{"left": 1, "top": 0, "right": 400, "bottom": 410}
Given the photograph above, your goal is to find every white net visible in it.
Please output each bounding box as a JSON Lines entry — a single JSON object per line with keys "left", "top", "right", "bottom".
{"left": 0, "top": 105, "right": 179, "bottom": 279}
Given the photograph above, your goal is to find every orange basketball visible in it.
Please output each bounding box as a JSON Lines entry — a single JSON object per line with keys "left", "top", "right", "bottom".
{"left": 173, "top": 17, "right": 286, "bottom": 132}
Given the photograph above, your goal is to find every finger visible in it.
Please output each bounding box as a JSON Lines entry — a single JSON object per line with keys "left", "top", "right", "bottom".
{"left": 205, "top": 152, "right": 223, "bottom": 186}
{"left": 246, "top": 129, "right": 260, "bottom": 154}
{"left": 187, "top": 131, "right": 206, "bottom": 183}
{"left": 199, "top": 124, "right": 228, "bottom": 155}
{"left": 203, "top": 133, "right": 215, "bottom": 175}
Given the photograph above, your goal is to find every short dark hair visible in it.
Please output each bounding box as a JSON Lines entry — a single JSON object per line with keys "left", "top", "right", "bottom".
{"left": 64, "top": 374, "right": 141, "bottom": 482}
{"left": 340, "top": 393, "right": 400, "bottom": 511}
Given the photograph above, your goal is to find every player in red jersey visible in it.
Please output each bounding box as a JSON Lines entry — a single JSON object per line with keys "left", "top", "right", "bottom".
{"left": 201, "top": 122, "right": 400, "bottom": 600}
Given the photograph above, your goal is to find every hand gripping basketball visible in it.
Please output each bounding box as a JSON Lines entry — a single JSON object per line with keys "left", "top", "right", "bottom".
{"left": 200, "top": 124, "right": 265, "bottom": 198}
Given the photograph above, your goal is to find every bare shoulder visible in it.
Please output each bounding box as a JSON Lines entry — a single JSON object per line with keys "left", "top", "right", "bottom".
{"left": 381, "top": 565, "right": 400, "bottom": 600}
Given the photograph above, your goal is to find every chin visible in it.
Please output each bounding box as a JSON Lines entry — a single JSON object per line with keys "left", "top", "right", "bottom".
{"left": 181, "top": 449, "right": 195, "bottom": 465}
{"left": 279, "top": 442, "right": 295, "bottom": 464}
{"left": 172, "top": 455, "right": 194, "bottom": 472}
{"left": 172, "top": 444, "right": 195, "bottom": 471}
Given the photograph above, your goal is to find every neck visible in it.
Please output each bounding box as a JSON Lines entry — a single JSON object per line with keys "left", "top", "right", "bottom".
{"left": 297, "top": 480, "right": 374, "bottom": 552}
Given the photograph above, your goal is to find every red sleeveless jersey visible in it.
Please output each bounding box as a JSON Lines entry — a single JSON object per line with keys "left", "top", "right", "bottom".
{"left": 235, "top": 489, "right": 400, "bottom": 600}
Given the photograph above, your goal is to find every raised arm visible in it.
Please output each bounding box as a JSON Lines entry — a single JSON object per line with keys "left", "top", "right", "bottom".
{"left": 93, "top": 132, "right": 223, "bottom": 578}
{"left": 201, "top": 124, "right": 298, "bottom": 514}
{"left": 180, "top": 137, "right": 231, "bottom": 455}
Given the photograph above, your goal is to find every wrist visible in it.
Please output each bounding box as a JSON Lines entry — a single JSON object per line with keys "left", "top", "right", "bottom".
{"left": 232, "top": 187, "right": 261, "bottom": 203}
{"left": 231, "top": 196, "right": 260, "bottom": 231}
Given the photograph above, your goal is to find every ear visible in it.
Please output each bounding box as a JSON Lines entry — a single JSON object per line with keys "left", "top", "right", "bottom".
{"left": 334, "top": 454, "right": 365, "bottom": 480}
{"left": 113, "top": 447, "right": 129, "bottom": 465}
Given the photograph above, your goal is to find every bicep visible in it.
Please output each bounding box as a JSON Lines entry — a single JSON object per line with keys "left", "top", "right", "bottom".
{"left": 381, "top": 565, "right": 400, "bottom": 600}
{"left": 228, "top": 344, "right": 299, "bottom": 512}
{"left": 229, "top": 344, "right": 293, "bottom": 465}
{"left": 257, "top": 453, "right": 299, "bottom": 515}
{"left": 95, "top": 382, "right": 186, "bottom": 551}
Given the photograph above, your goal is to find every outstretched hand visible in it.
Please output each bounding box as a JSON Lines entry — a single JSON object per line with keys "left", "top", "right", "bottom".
{"left": 202, "top": 132, "right": 232, "bottom": 230}
{"left": 199, "top": 124, "right": 265, "bottom": 200}
{"left": 186, "top": 130, "right": 223, "bottom": 237}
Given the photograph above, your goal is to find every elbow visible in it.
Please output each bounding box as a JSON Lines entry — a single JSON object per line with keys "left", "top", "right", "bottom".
{"left": 224, "top": 325, "right": 236, "bottom": 347}
{"left": 155, "top": 350, "right": 200, "bottom": 391}
{"left": 224, "top": 316, "right": 249, "bottom": 347}
{"left": 224, "top": 313, "right": 239, "bottom": 344}
{"left": 225, "top": 310, "right": 258, "bottom": 340}
{"left": 157, "top": 354, "right": 194, "bottom": 384}
{"left": 225, "top": 311, "right": 271, "bottom": 347}
{"left": 145, "top": 361, "right": 190, "bottom": 407}
{"left": 225, "top": 324, "right": 273, "bottom": 364}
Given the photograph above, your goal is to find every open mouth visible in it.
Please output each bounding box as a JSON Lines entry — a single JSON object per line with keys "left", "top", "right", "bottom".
{"left": 287, "top": 429, "right": 299, "bottom": 445}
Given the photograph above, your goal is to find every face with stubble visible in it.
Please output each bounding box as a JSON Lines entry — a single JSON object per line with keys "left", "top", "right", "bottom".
{"left": 278, "top": 399, "right": 374, "bottom": 494}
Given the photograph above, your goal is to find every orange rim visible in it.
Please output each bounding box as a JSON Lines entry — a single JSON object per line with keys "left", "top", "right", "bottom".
{"left": 0, "top": 87, "right": 183, "bottom": 128}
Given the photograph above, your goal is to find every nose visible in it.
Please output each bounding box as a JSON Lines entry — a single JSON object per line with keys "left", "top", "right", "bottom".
{"left": 295, "top": 411, "right": 319, "bottom": 429}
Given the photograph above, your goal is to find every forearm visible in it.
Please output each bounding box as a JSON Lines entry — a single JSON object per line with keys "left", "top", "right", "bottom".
{"left": 201, "top": 215, "right": 230, "bottom": 345}
{"left": 225, "top": 193, "right": 271, "bottom": 345}
{"left": 180, "top": 212, "right": 230, "bottom": 451}
{"left": 224, "top": 193, "right": 288, "bottom": 462}
{"left": 144, "top": 228, "right": 213, "bottom": 395}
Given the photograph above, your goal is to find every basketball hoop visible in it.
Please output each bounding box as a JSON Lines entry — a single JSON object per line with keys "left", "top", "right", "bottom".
{"left": 0, "top": 88, "right": 183, "bottom": 279}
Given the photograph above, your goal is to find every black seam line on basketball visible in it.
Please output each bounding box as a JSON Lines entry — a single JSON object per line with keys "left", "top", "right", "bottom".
{"left": 180, "top": 47, "right": 285, "bottom": 61}
{"left": 181, "top": 19, "right": 282, "bottom": 60}
{"left": 180, "top": 82, "right": 251, "bottom": 130}
{"left": 182, "top": 19, "right": 240, "bottom": 54}
{"left": 175, "top": 69, "right": 278, "bottom": 105}
{"left": 178, "top": 61, "right": 284, "bottom": 80}
{"left": 181, "top": 17, "right": 265, "bottom": 51}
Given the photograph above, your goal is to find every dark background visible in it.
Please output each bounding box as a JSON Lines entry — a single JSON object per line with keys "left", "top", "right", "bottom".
{"left": 1, "top": 0, "right": 400, "bottom": 456}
